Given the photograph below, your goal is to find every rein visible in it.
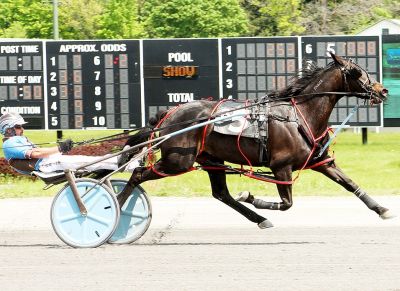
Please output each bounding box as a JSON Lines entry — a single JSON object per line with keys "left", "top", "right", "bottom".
{"left": 65, "top": 90, "right": 373, "bottom": 148}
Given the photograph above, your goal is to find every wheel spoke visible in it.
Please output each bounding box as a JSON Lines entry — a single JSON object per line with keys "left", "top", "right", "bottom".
{"left": 85, "top": 191, "right": 105, "bottom": 212}
{"left": 56, "top": 212, "right": 82, "bottom": 223}
{"left": 87, "top": 213, "right": 112, "bottom": 226}
{"left": 121, "top": 211, "right": 148, "bottom": 220}
{"left": 81, "top": 220, "right": 88, "bottom": 243}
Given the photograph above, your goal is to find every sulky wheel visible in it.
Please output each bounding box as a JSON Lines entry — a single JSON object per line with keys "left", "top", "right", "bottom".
{"left": 50, "top": 178, "right": 120, "bottom": 248}
{"left": 108, "top": 179, "right": 152, "bottom": 244}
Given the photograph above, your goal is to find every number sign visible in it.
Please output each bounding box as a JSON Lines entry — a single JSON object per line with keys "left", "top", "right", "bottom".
{"left": 46, "top": 40, "right": 141, "bottom": 129}
{"left": 142, "top": 39, "right": 219, "bottom": 121}
{"left": 0, "top": 41, "right": 45, "bottom": 129}
{"left": 302, "top": 36, "right": 381, "bottom": 126}
{"left": 222, "top": 37, "right": 299, "bottom": 100}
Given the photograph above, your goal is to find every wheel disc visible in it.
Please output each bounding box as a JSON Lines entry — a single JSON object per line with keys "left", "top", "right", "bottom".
{"left": 51, "top": 178, "right": 120, "bottom": 248}
{"left": 108, "top": 180, "right": 152, "bottom": 244}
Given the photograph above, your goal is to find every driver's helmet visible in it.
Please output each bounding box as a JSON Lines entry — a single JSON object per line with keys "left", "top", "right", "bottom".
{"left": 0, "top": 112, "right": 28, "bottom": 135}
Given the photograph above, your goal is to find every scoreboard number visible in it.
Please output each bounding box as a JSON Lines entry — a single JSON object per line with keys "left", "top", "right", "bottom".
{"left": 221, "top": 37, "right": 299, "bottom": 100}
{"left": 0, "top": 41, "right": 45, "bottom": 129}
{"left": 302, "top": 35, "right": 381, "bottom": 126}
{"left": 46, "top": 40, "right": 141, "bottom": 129}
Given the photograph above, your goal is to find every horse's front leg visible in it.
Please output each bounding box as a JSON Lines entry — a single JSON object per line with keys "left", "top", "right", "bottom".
{"left": 236, "top": 166, "right": 294, "bottom": 211}
{"left": 313, "top": 161, "right": 395, "bottom": 219}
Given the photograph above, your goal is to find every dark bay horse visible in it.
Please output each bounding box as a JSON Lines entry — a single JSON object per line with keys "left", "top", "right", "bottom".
{"left": 119, "top": 52, "right": 394, "bottom": 228}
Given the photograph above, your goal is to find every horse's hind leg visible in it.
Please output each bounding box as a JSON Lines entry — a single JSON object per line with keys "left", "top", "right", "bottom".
{"left": 206, "top": 167, "right": 273, "bottom": 229}
{"left": 313, "top": 161, "right": 396, "bottom": 219}
{"left": 236, "top": 166, "right": 294, "bottom": 211}
{"left": 118, "top": 147, "right": 198, "bottom": 206}
{"left": 117, "top": 166, "right": 162, "bottom": 206}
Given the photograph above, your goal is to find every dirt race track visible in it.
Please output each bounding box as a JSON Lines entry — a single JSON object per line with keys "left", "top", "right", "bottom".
{"left": 0, "top": 196, "right": 399, "bottom": 291}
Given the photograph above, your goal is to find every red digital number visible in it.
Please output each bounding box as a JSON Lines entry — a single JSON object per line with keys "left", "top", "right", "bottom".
{"left": 347, "top": 42, "right": 356, "bottom": 56}
{"left": 119, "top": 54, "right": 128, "bottom": 68}
{"left": 367, "top": 41, "right": 376, "bottom": 55}
{"left": 357, "top": 42, "right": 366, "bottom": 55}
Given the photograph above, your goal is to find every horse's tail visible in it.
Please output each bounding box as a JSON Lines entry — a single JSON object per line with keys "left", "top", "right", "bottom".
{"left": 126, "top": 109, "right": 167, "bottom": 148}
{"left": 119, "top": 127, "right": 152, "bottom": 167}
{"left": 148, "top": 109, "right": 168, "bottom": 128}
{"left": 125, "top": 127, "right": 152, "bottom": 148}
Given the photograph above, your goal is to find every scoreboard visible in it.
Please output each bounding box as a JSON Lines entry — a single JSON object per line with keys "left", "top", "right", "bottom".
{"left": 222, "top": 37, "right": 299, "bottom": 100}
{"left": 142, "top": 39, "right": 219, "bottom": 121}
{"left": 0, "top": 36, "right": 393, "bottom": 129}
{"left": 382, "top": 34, "right": 400, "bottom": 127}
{"left": 0, "top": 41, "right": 45, "bottom": 129}
{"left": 301, "top": 36, "right": 381, "bottom": 126}
{"left": 46, "top": 40, "right": 141, "bottom": 129}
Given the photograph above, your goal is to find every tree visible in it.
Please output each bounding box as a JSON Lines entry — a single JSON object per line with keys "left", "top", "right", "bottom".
{"left": 300, "top": 0, "right": 400, "bottom": 35}
{"left": 0, "top": 22, "right": 27, "bottom": 38}
{"left": 96, "top": 0, "right": 145, "bottom": 39}
{"left": 141, "top": 0, "right": 250, "bottom": 38}
{"left": 58, "top": 0, "right": 104, "bottom": 39}
{"left": 0, "top": 0, "right": 53, "bottom": 39}
{"left": 241, "top": 0, "right": 304, "bottom": 36}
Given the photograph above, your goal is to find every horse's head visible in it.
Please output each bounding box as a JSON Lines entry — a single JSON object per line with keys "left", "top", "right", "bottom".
{"left": 330, "top": 52, "right": 388, "bottom": 105}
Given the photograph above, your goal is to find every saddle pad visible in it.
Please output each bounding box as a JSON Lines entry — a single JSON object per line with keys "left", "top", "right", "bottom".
{"left": 212, "top": 101, "right": 259, "bottom": 138}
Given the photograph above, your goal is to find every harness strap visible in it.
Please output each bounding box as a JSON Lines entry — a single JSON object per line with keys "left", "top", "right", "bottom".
{"left": 200, "top": 165, "right": 294, "bottom": 185}
{"left": 305, "top": 157, "right": 335, "bottom": 169}
{"left": 317, "top": 104, "right": 359, "bottom": 157}
{"left": 290, "top": 98, "right": 334, "bottom": 181}
{"left": 199, "top": 99, "right": 228, "bottom": 154}
{"left": 147, "top": 105, "right": 181, "bottom": 177}
{"left": 146, "top": 99, "right": 336, "bottom": 182}
{"left": 235, "top": 100, "right": 253, "bottom": 173}
{"left": 150, "top": 165, "right": 196, "bottom": 178}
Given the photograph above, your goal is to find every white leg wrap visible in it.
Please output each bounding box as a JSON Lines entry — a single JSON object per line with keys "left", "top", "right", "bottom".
{"left": 354, "top": 187, "right": 364, "bottom": 197}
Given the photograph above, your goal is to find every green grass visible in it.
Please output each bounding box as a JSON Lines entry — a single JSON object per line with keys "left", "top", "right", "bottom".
{"left": 1, "top": 130, "right": 399, "bottom": 198}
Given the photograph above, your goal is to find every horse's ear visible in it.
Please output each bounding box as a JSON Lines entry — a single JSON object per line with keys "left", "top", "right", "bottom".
{"left": 329, "top": 52, "right": 345, "bottom": 66}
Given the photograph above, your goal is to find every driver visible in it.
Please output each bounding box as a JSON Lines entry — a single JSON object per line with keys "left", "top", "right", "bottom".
{"left": 0, "top": 112, "right": 139, "bottom": 174}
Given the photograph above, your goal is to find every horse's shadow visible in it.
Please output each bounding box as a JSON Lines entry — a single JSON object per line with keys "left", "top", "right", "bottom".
{"left": 135, "top": 241, "right": 326, "bottom": 246}
{"left": 0, "top": 241, "right": 325, "bottom": 248}
{"left": 0, "top": 243, "right": 70, "bottom": 249}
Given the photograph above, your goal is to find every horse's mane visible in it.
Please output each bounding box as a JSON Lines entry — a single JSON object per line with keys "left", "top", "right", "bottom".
{"left": 268, "top": 61, "right": 336, "bottom": 100}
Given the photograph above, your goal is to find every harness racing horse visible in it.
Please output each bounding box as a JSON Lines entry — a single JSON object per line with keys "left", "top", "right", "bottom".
{"left": 119, "top": 52, "right": 394, "bottom": 228}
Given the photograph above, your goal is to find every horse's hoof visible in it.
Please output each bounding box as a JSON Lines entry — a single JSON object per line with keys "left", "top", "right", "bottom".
{"left": 235, "top": 191, "right": 250, "bottom": 202}
{"left": 380, "top": 209, "right": 397, "bottom": 220}
{"left": 258, "top": 219, "right": 274, "bottom": 229}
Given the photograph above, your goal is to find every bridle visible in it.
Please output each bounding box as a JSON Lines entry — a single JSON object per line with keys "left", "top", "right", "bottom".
{"left": 339, "top": 59, "right": 379, "bottom": 104}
